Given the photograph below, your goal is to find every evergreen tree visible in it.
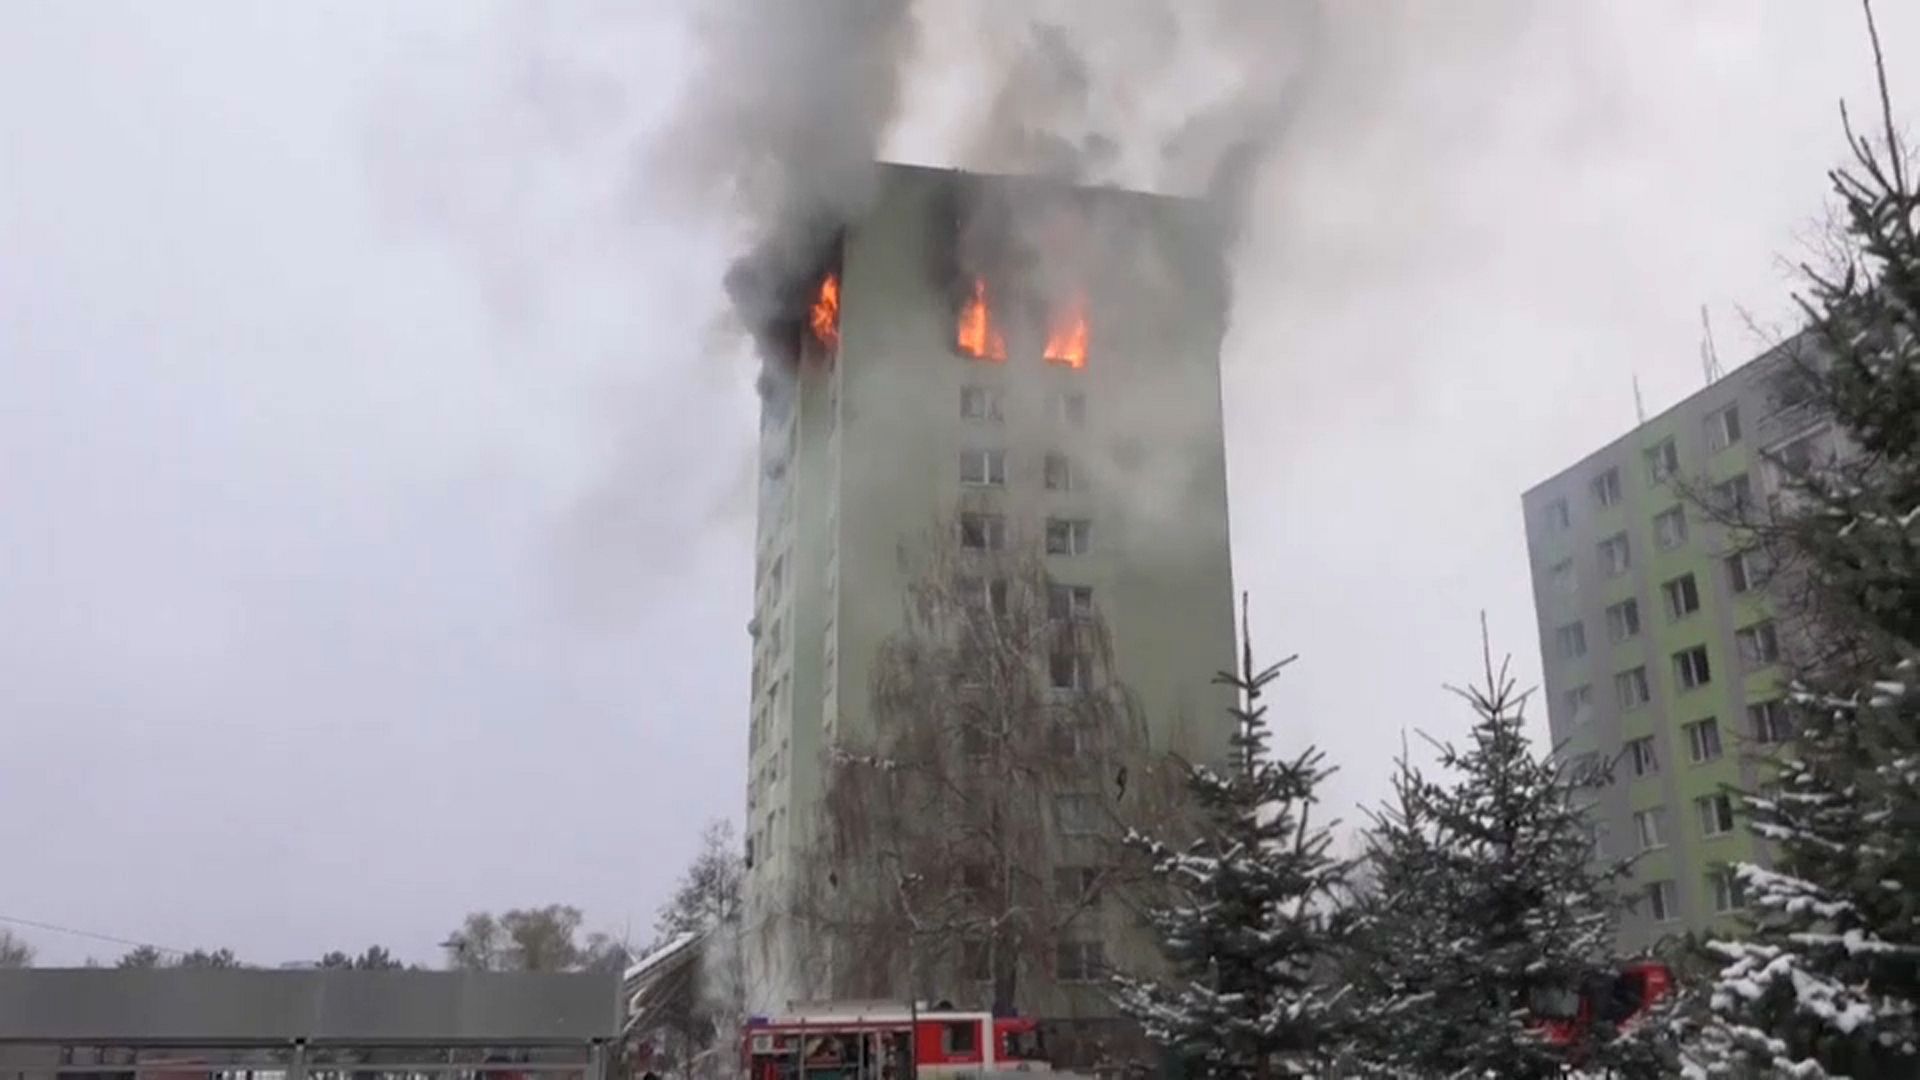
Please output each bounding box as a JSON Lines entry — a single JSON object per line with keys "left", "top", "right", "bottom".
{"left": 1113, "top": 600, "right": 1348, "bottom": 1079}
{"left": 1346, "top": 634, "right": 1641, "bottom": 1078}
{"left": 1689, "top": 6, "right": 1920, "bottom": 1075}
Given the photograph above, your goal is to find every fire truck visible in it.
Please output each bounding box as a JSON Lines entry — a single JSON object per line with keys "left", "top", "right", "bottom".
{"left": 1532, "top": 960, "right": 1675, "bottom": 1046}
{"left": 744, "top": 1003, "right": 1050, "bottom": 1080}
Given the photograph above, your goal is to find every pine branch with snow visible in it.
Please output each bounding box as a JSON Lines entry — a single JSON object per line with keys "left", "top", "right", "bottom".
{"left": 1113, "top": 599, "right": 1350, "bottom": 1079}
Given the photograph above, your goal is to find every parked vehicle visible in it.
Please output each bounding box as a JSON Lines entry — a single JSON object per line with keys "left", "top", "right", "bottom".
{"left": 745, "top": 1003, "right": 1049, "bottom": 1080}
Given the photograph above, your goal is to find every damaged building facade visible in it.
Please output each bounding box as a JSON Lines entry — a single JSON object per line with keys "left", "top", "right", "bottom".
{"left": 740, "top": 163, "right": 1236, "bottom": 1053}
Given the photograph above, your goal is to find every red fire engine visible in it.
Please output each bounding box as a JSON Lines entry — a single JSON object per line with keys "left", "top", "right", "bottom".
{"left": 744, "top": 1003, "right": 1049, "bottom": 1080}
{"left": 1533, "top": 961, "right": 1674, "bottom": 1046}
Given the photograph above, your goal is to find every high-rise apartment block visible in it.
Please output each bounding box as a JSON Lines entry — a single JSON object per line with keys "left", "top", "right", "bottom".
{"left": 1522, "top": 336, "right": 1839, "bottom": 948}
{"left": 742, "top": 164, "right": 1236, "bottom": 1031}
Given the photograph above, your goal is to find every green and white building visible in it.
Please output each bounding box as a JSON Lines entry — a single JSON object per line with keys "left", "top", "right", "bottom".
{"left": 742, "top": 164, "right": 1238, "bottom": 1024}
{"left": 1522, "top": 337, "right": 1839, "bottom": 949}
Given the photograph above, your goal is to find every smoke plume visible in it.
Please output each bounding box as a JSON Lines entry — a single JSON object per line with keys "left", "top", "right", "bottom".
{"left": 657, "top": 0, "right": 1332, "bottom": 383}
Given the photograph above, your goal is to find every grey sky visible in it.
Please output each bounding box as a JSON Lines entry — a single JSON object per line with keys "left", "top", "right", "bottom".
{"left": 2, "top": 2, "right": 1913, "bottom": 966}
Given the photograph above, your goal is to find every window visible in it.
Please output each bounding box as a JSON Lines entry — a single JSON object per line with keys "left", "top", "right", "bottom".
{"left": 1708, "top": 868, "right": 1746, "bottom": 914}
{"left": 1599, "top": 533, "right": 1632, "bottom": 578}
{"left": 1591, "top": 467, "right": 1623, "bottom": 508}
{"left": 1713, "top": 473, "right": 1754, "bottom": 515}
{"left": 1626, "top": 735, "right": 1659, "bottom": 778}
{"left": 1634, "top": 807, "right": 1667, "bottom": 851}
{"left": 959, "top": 513, "right": 1006, "bottom": 551}
{"left": 960, "top": 448, "right": 1006, "bottom": 487}
{"left": 1048, "top": 392, "right": 1087, "bottom": 426}
{"left": 1748, "top": 699, "right": 1794, "bottom": 743}
{"left": 1685, "top": 718, "right": 1724, "bottom": 763}
{"left": 1646, "top": 439, "right": 1679, "bottom": 484}
{"left": 955, "top": 576, "right": 1009, "bottom": 618}
{"left": 1054, "top": 866, "right": 1100, "bottom": 905}
{"left": 1727, "top": 548, "right": 1770, "bottom": 594}
{"left": 1737, "top": 621, "right": 1780, "bottom": 667}
{"left": 1707, "top": 404, "right": 1743, "bottom": 451}
{"left": 960, "top": 939, "right": 990, "bottom": 982}
{"left": 942, "top": 1020, "right": 977, "bottom": 1055}
{"left": 1056, "top": 940, "right": 1106, "bottom": 982}
{"left": 1549, "top": 559, "right": 1576, "bottom": 595}
{"left": 1044, "top": 452, "right": 1077, "bottom": 492}
{"left": 1654, "top": 506, "right": 1688, "bottom": 550}
{"left": 1606, "top": 599, "right": 1641, "bottom": 643}
{"left": 1049, "top": 651, "right": 1091, "bottom": 693}
{"left": 1046, "top": 518, "right": 1091, "bottom": 556}
{"left": 1543, "top": 497, "right": 1572, "bottom": 532}
{"left": 1674, "top": 645, "right": 1713, "bottom": 690}
{"left": 1615, "top": 667, "right": 1652, "bottom": 710}
{"left": 1555, "top": 621, "right": 1588, "bottom": 660}
{"left": 960, "top": 386, "right": 1004, "bottom": 422}
{"left": 959, "top": 863, "right": 992, "bottom": 895}
{"left": 1055, "top": 794, "right": 1103, "bottom": 835}
{"left": 1645, "top": 880, "right": 1678, "bottom": 923}
{"left": 1768, "top": 433, "right": 1822, "bottom": 483}
{"left": 1662, "top": 573, "right": 1701, "bottom": 620}
{"left": 1696, "top": 793, "right": 1736, "bottom": 837}
{"left": 1561, "top": 684, "right": 1594, "bottom": 725}
{"left": 1048, "top": 583, "right": 1094, "bottom": 621}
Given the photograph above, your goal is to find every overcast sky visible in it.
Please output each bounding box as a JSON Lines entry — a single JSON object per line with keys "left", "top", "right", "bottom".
{"left": 3, "top": 2, "right": 1915, "bottom": 966}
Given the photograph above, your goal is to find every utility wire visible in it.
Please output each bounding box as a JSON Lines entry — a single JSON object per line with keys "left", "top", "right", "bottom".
{"left": 0, "top": 911, "right": 188, "bottom": 957}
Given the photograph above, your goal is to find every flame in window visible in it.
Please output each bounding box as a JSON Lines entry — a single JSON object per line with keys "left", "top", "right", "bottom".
{"left": 956, "top": 277, "right": 1008, "bottom": 361}
{"left": 1043, "top": 292, "right": 1089, "bottom": 369}
{"left": 809, "top": 273, "right": 840, "bottom": 349}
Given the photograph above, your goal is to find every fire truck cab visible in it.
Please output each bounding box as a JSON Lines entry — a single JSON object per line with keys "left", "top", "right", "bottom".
{"left": 745, "top": 1003, "right": 1050, "bottom": 1080}
{"left": 1533, "top": 961, "right": 1674, "bottom": 1046}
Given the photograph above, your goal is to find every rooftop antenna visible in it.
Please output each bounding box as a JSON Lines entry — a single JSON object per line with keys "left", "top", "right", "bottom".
{"left": 1632, "top": 374, "right": 1647, "bottom": 425}
{"left": 1700, "top": 304, "right": 1725, "bottom": 386}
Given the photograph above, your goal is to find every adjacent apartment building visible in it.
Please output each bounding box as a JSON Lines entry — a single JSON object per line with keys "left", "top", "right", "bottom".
{"left": 1521, "top": 335, "right": 1840, "bottom": 949}
{"left": 742, "top": 164, "right": 1238, "bottom": 1030}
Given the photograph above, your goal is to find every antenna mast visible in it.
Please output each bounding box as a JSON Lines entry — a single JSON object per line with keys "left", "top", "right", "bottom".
{"left": 1700, "top": 305, "right": 1725, "bottom": 385}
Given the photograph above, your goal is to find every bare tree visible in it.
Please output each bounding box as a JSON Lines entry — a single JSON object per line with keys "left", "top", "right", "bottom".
{"left": 0, "top": 929, "right": 33, "bottom": 969}
{"left": 792, "top": 518, "right": 1189, "bottom": 1014}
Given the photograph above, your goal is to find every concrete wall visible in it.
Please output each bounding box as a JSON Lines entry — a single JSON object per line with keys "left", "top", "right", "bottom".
{"left": 0, "top": 969, "right": 622, "bottom": 1043}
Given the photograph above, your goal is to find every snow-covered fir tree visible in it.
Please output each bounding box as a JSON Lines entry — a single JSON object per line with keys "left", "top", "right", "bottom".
{"left": 1346, "top": 634, "right": 1649, "bottom": 1078}
{"left": 1686, "top": 8, "right": 1920, "bottom": 1076}
{"left": 1113, "top": 601, "right": 1349, "bottom": 1080}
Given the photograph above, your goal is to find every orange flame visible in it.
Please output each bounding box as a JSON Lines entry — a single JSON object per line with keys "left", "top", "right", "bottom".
{"left": 809, "top": 273, "right": 840, "bottom": 349}
{"left": 1043, "top": 292, "right": 1089, "bottom": 368}
{"left": 956, "top": 277, "right": 1008, "bottom": 361}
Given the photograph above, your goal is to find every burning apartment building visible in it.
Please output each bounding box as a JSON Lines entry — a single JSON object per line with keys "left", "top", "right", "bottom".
{"left": 739, "top": 162, "right": 1237, "bottom": 1057}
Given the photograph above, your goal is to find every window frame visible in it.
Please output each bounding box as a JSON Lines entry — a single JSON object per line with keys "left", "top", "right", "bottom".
{"left": 1674, "top": 645, "right": 1713, "bottom": 690}
{"left": 1662, "top": 573, "right": 1701, "bottom": 621}
{"left": 1616, "top": 667, "right": 1652, "bottom": 710}
{"left": 1046, "top": 517, "right": 1092, "bottom": 556}
{"left": 1646, "top": 439, "right": 1679, "bottom": 484}
{"left": 1696, "top": 793, "right": 1736, "bottom": 837}
{"left": 1737, "top": 621, "right": 1781, "bottom": 667}
{"left": 1653, "top": 505, "right": 1689, "bottom": 550}
{"left": 1556, "top": 620, "right": 1588, "bottom": 660}
{"left": 1634, "top": 807, "right": 1667, "bottom": 851}
{"left": 1626, "top": 735, "right": 1659, "bottom": 778}
{"left": 1599, "top": 533, "right": 1632, "bottom": 578}
{"left": 1685, "top": 717, "right": 1723, "bottom": 763}
{"left": 1591, "top": 467, "right": 1623, "bottom": 508}
{"left": 1706, "top": 404, "right": 1742, "bottom": 451}
{"left": 1605, "top": 598, "right": 1641, "bottom": 643}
